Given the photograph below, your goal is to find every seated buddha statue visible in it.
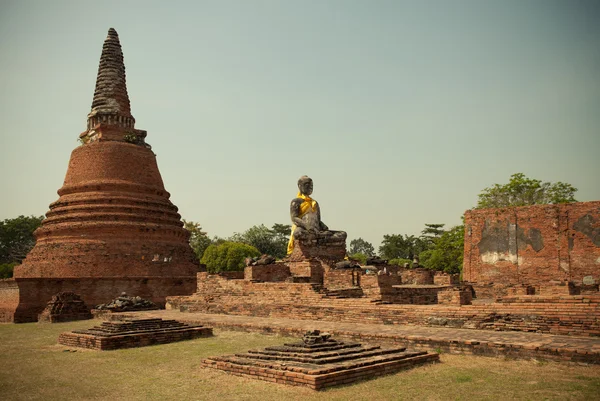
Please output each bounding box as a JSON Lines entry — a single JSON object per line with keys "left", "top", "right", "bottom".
{"left": 287, "top": 175, "right": 347, "bottom": 255}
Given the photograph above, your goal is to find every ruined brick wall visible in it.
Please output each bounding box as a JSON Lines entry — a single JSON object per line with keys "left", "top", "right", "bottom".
{"left": 286, "top": 260, "right": 325, "bottom": 283}
{"left": 382, "top": 287, "right": 440, "bottom": 305}
{"left": 4, "top": 277, "right": 195, "bottom": 323}
{"left": 169, "top": 274, "right": 600, "bottom": 336}
{"left": 323, "top": 268, "right": 360, "bottom": 289}
{"left": 361, "top": 274, "right": 402, "bottom": 298}
{"left": 244, "top": 263, "right": 290, "bottom": 282}
{"left": 216, "top": 272, "right": 245, "bottom": 280}
{"left": 400, "top": 268, "right": 434, "bottom": 285}
{"left": 437, "top": 287, "right": 472, "bottom": 305}
{"left": 464, "top": 201, "right": 600, "bottom": 291}
{"left": 434, "top": 273, "right": 460, "bottom": 286}
{"left": 0, "top": 280, "right": 20, "bottom": 322}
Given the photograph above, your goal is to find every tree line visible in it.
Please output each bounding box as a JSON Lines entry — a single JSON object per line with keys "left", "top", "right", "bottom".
{"left": 0, "top": 173, "right": 578, "bottom": 277}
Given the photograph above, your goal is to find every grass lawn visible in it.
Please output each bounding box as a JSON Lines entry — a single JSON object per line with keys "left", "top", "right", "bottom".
{"left": 0, "top": 320, "right": 599, "bottom": 400}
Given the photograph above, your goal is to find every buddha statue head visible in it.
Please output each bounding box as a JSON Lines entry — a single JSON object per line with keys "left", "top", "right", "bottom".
{"left": 298, "top": 175, "right": 313, "bottom": 196}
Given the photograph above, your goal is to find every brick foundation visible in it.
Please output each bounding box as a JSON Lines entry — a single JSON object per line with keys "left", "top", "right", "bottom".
{"left": 244, "top": 263, "right": 290, "bottom": 282}
{"left": 437, "top": 287, "right": 473, "bottom": 305}
{"left": 323, "top": 267, "right": 361, "bottom": 289}
{"left": 3, "top": 276, "right": 195, "bottom": 323}
{"left": 58, "top": 318, "right": 213, "bottom": 350}
{"left": 401, "top": 268, "right": 434, "bottom": 285}
{"left": 202, "top": 334, "right": 438, "bottom": 390}
{"left": 170, "top": 274, "right": 600, "bottom": 336}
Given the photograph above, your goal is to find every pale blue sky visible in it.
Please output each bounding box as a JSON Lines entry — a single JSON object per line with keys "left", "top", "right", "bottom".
{"left": 0, "top": 0, "right": 598, "bottom": 249}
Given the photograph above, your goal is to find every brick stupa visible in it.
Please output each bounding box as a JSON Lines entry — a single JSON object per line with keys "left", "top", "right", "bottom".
{"left": 5, "top": 28, "right": 198, "bottom": 322}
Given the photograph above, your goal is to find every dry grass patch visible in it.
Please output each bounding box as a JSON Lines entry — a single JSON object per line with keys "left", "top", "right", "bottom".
{"left": 0, "top": 321, "right": 599, "bottom": 400}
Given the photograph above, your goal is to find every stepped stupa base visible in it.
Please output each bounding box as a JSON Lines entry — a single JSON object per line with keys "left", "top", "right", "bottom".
{"left": 202, "top": 331, "right": 439, "bottom": 390}
{"left": 58, "top": 318, "right": 212, "bottom": 350}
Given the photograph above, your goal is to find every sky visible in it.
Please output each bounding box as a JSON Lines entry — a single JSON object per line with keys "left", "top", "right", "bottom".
{"left": 0, "top": 0, "right": 599, "bottom": 250}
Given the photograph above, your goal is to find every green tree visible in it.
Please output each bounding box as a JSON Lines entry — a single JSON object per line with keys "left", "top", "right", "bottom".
{"left": 379, "top": 234, "right": 427, "bottom": 260}
{"left": 200, "top": 241, "right": 260, "bottom": 273}
{"left": 349, "top": 238, "right": 375, "bottom": 257}
{"left": 420, "top": 223, "right": 445, "bottom": 246}
{"left": 229, "top": 224, "right": 290, "bottom": 259}
{"left": 388, "top": 258, "right": 412, "bottom": 267}
{"left": 0, "top": 262, "right": 17, "bottom": 279}
{"left": 271, "top": 223, "right": 292, "bottom": 240}
{"left": 0, "top": 215, "right": 44, "bottom": 265}
{"left": 476, "top": 173, "right": 577, "bottom": 209}
{"left": 182, "top": 220, "right": 212, "bottom": 261}
{"left": 348, "top": 252, "right": 368, "bottom": 265}
{"left": 419, "top": 225, "right": 464, "bottom": 274}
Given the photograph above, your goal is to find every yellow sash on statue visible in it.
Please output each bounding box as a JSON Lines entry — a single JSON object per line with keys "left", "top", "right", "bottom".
{"left": 287, "top": 192, "right": 318, "bottom": 254}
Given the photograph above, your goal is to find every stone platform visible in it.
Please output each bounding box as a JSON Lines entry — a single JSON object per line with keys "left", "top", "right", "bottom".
{"left": 58, "top": 318, "right": 212, "bottom": 350}
{"left": 168, "top": 274, "right": 600, "bottom": 337}
{"left": 202, "top": 331, "right": 438, "bottom": 390}
{"left": 125, "top": 310, "right": 600, "bottom": 365}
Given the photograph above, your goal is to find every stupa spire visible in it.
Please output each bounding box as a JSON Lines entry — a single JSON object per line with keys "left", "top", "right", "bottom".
{"left": 86, "top": 28, "right": 135, "bottom": 131}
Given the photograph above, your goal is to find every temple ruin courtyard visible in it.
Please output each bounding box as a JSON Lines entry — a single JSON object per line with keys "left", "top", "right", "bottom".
{"left": 1, "top": 23, "right": 599, "bottom": 399}
{"left": 1, "top": 319, "right": 599, "bottom": 400}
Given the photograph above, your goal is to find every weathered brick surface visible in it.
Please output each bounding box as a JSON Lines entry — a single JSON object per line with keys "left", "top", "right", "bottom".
{"left": 14, "top": 142, "right": 198, "bottom": 280}
{"left": 129, "top": 310, "right": 600, "bottom": 364}
{"left": 244, "top": 263, "right": 290, "bottom": 282}
{"left": 286, "top": 260, "right": 325, "bottom": 283}
{"left": 383, "top": 286, "right": 441, "bottom": 305}
{"left": 7, "top": 277, "right": 195, "bottom": 323}
{"left": 433, "top": 272, "right": 460, "bottom": 286}
{"left": 0, "top": 280, "right": 19, "bottom": 322}
{"left": 287, "top": 240, "right": 346, "bottom": 262}
{"left": 361, "top": 274, "right": 449, "bottom": 305}
{"left": 1, "top": 29, "right": 197, "bottom": 323}
{"left": 58, "top": 318, "right": 212, "bottom": 350}
{"left": 464, "top": 201, "right": 600, "bottom": 295}
{"left": 202, "top": 335, "right": 438, "bottom": 390}
{"left": 361, "top": 274, "right": 402, "bottom": 298}
{"left": 401, "top": 268, "right": 434, "bottom": 285}
{"left": 38, "top": 292, "right": 92, "bottom": 323}
{"left": 437, "top": 287, "right": 472, "bottom": 305}
{"left": 169, "top": 275, "right": 600, "bottom": 336}
{"left": 323, "top": 267, "right": 361, "bottom": 290}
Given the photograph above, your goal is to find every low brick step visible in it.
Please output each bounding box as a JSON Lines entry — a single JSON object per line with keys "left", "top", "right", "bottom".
{"left": 247, "top": 346, "right": 379, "bottom": 360}
{"left": 72, "top": 318, "right": 200, "bottom": 336}
{"left": 243, "top": 346, "right": 410, "bottom": 365}
{"left": 267, "top": 342, "right": 363, "bottom": 353}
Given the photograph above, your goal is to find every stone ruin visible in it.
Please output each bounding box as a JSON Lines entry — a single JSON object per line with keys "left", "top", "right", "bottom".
{"left": 0, "top": 28, "right": 197, "bottom": 323}
{"left": 463, "top": 201, "right": 600, "bottom": 299}
{"left": 202, "top": 329, "right": 438, "bottom": 390}
{"left": 38, "top": 292, "right": 92, "bottom": 323}
{"left": 59, "top": 318, "right": 213, "bottom": 350}
{"left": 169, "top": 176, "right": 473, "bottom": 312}
{"left": 0, "top": 24, "right": 596, "bottom": 356}
{"left": 95, "top": 292, "right": 158, "bottom": 312}
{"left": 168, "top": 189, "right": 599, "bottom": 338}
